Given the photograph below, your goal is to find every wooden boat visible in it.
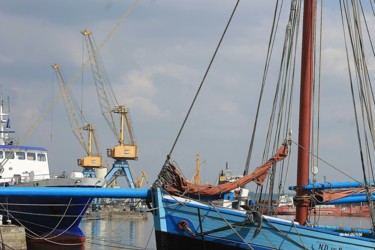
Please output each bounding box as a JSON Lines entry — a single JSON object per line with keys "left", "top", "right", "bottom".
{"left": 148, "top": 1, "right": 375, "bottom": 249}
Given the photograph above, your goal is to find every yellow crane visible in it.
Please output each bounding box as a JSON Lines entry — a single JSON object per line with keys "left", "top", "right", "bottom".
{"left": 52, "top": 64, "right": 102, "bottom": 172}
{"left": 134, "top": 170, "right": 148, "bottom": 188}
{"left": 81, "top": 29, "right": 137, "bottom": 161}
{"left": 191, "top": 154, "right": 205, "bottom": 185}
{"left": 12, "top": 1, "right": 140, "bottom": 172}
{"left": 81, "top": 29, "right": 137, "bottom": 188}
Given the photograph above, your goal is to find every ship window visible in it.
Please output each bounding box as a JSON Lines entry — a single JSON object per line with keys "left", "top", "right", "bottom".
{"left": 16, "top": 152, "right": 25, "bottom": 160}
{"left": 5, "top": 151, "right": 14, "bottom": 159}
{"left": 37, "top": 153, "right": 46, "bottom": 162}
{"left": 27, "top": 153, "right": 36, "bottom": 161}
{"left": 0, "top": 151, "right": 3, "bottom": 159}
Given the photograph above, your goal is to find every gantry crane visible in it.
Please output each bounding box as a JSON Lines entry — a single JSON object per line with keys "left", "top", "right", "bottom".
{"left": 81, "top": 29, "right": 137, "bottom": 189}
{"left": 52, "top": 64, "right": 102, "bottom": 177}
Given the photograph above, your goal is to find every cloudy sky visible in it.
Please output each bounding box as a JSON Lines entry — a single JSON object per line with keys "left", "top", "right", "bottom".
{"left": 0, "top": 1, "right": 374, "bottom": 192}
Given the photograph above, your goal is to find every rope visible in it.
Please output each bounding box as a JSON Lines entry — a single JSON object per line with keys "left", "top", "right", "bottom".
{"left": 262, "top": 219, "right": 307, "bottom": 249}
{"left": 160, "top": 190, "right": 310, "bottom": 249}
{"left": 290, "top": 140, "right": 359, "bottom": 181}
{"left": 0, "top": 202, "right": 88, "bottom": 207}
{"left": 39, "top": 198, "right": 75, "bottom": 239}
{"left": 207, "top": 202, "right": 253, "bottom": 249}
{"left": 158, "top": 188, "right": 259, "bottom": 249}
{"left": 144, "top": 224, "right": 155, "bottom": 250}
{"left": 291, "top": 221, "right": 308, "bottom": 249}
{"left": 340, "top": 0, "right": 375, "bottom": 228}
{"left": 167, "top": 0, "right": 240, "bottom": 157}
{"left": 358, "top": 1, "right": 375, "bottom": 57}
{"left": 244, "top": 0, "right": 284, "bottom": 176}
{"left": 0, "top": 197, "right": 92, "bottom": 246}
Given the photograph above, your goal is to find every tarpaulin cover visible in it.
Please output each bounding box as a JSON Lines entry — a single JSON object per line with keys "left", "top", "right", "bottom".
{"left": 157, "top": 143, "right": 288, "bottom": 196}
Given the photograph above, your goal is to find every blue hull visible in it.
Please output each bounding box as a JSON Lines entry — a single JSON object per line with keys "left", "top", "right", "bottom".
{"left": 0, "top": 195, "right": 92, "bottom": 244}
{"left": 152, "top": 189, "right": 375, "bottom": 250}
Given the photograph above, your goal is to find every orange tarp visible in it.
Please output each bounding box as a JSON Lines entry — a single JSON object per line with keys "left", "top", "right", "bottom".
{"left": 164, "top": 143, "right": 288, "bottom": 196}
{"left": 314, "top": 188, "right": 375, "bottom": 203}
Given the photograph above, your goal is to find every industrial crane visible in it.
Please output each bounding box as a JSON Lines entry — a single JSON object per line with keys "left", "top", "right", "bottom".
{"left": 81, "top": 29, "right": 137, "bottom": 189}
{"left": 191, "top": 154, "right": 205, "bottom": 185}
{"left": 134, "top": 170, "right": 148, "bottom": 188}
{"left": 52, "top": 64, "right": 102, "bottom": 177}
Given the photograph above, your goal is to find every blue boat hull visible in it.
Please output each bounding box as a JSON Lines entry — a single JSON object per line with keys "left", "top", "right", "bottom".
{"left": 0, "top": 195, "right": 92, "bottom": 244}
{"left": 152, "top": 189, "right": 375, "bottom": 250}
{"left": 155, "top": 230, "right": 247, "bottom": 250}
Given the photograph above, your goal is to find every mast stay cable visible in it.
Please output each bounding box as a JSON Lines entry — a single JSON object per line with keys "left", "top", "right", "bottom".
{"left": 166, "top": 0, "right": 240, "bottom": 158}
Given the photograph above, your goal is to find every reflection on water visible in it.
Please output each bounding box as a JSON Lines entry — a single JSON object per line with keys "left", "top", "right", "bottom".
{"left": 29, "top": 214, "right": 372, "bottom": 249}
{"left": 81, "top": 214, "right": 156, "bottom": 249}
{"left": 81, "top": 215, "right": 371, "bottom": 249}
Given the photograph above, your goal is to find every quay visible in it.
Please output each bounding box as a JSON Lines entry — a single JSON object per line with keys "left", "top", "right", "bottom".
{"left": 0, "top": 224, "right": 27, "bottom": 249}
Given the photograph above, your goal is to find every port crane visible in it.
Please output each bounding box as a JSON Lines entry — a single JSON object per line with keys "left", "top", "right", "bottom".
{"left": 82, "top": 29, "right": 137, "bottom": 189}
{"left": 191, "top": 154, "right": 205, "bottom": 185}
{"left": 52, "top": 64, "right": 102, "bottom": 177}
{"left": 134, "top": 170, "right": 148, "bottom": 188}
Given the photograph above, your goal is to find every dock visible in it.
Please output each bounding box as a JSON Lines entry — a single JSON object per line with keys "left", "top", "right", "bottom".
{"left": 0, "top": 224, "right": 27, "bottom": 249}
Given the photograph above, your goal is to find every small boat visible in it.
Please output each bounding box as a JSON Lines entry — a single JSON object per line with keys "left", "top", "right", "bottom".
{"left": 0, "top": 97, "right": 103, "bottom": 245}
{"left": 341, "top": 204, "right": 371, "bottom": 218}
{"left": 275, "top": 195, "right": 342, "bottom": 216}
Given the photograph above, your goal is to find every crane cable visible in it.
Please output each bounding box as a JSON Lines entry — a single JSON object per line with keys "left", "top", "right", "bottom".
{"left": 0, "top": 0, "right": 140, "bottom": 172}
{"left": 167, "top": 0, "right": 240, "bottom": 158}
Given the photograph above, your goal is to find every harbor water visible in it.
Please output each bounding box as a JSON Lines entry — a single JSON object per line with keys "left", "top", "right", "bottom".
{"left": 81, "top": 214, "right": 371, "bottom": 250}
{"left": 81, "top": 214, "right": 156, "bottom": 250}
{"left": 30, "top": 214, "right": 372, "bottom": 249}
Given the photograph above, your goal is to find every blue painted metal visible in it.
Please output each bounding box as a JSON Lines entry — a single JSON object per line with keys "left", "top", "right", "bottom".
{"left": 313, "top": 225, "right": 373, "bottom": 236}
{"left": 82, "top": 168, "right": 96, "bottom": 178}
{"left": 0, "top": 145, "right": 47, "bottom": 151}
{"left": 105, "top": 160, "right": 135, "bottom": 188}
{"left": 321, "top": 193, "right": 375, "bottom": 205}
{"left": 289, "top": 181, "right": 375, "bottom": 191}
{"left": 0, "top": 187, "right": 151, "bottom": 198}
{"left": 153, "top": 188, "right": 167, "bottom": 232}
{"left": 152, "top": 191, "right": 375, "bottom": 249}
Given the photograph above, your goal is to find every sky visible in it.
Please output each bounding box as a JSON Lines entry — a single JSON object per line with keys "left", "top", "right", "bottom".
{"left": 0, "top": 0, "right": 374, "bottom": 193}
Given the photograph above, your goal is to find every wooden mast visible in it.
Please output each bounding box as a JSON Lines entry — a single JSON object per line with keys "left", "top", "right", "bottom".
{"left": 295, "top": 0, "right": 316, "bottom": 225}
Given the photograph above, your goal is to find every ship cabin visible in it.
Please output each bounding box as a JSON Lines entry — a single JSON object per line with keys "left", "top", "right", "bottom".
{"left": 0, "top": 145, "right": 50, "bottom": 184}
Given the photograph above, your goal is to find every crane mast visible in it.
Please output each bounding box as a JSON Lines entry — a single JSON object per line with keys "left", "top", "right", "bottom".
{"left": 107, "top": 105, "right": 138, "bottom": 160}
{"left": 134, "top": 170, "right": 148, "bottom": 188}
{"left": 81, "top": 29, "right": 137, "bottom": 190}
{"left": 52, "top": 64, "right": 102, "bottom": 172}
{"left": 82, "top": 29, "right": 138, "bottom": 161}
{"left": 191, "top": 154, "right": 205, "bottom": 185}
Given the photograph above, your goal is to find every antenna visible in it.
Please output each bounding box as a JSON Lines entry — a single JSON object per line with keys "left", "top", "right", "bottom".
{"left": 7, "top": 96, "right": 10, "bottom": 113}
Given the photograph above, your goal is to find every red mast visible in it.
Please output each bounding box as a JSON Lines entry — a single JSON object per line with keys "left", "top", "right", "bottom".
{"left": 295, "top": 0, "right": 316, "bottom": 225}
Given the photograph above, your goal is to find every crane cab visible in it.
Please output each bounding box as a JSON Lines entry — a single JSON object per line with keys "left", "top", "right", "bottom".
{"left": 107, "top": 144, "right": 138, "bottom": 160}
{"left": 77, "top": 155, "right": 102, "bottom": 168}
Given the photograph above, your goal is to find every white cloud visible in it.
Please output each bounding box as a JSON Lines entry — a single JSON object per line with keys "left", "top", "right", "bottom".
{"left": 121, "top": 69, "right": 157, "bottom": 97}
{"left": 127, "top": 96, "right": 169, "bottom": 120}
{"left": 1, "top": 0, "right": 373, "bottom": 189}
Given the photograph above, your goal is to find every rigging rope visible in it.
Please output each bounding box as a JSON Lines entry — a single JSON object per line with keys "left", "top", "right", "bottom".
{"left": 339, "top": 0, "right": 375, "bottom": 229}
{"left": 0, "top": 195, "right": 92, "bottom": 245}
{"left": 244, "top": 0, "right": 284, "bottom": 176}
{"left": 208, "top": 201, "right": 254, "bottom": 249}
{"left": 167, "top": 0, "right": 240, "bottom": 157}
{"left": 359, "top": 0, "right": 375, "bottom": 57}
{"left": 251, "top": 0, "right": 300, "bottom": 211}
